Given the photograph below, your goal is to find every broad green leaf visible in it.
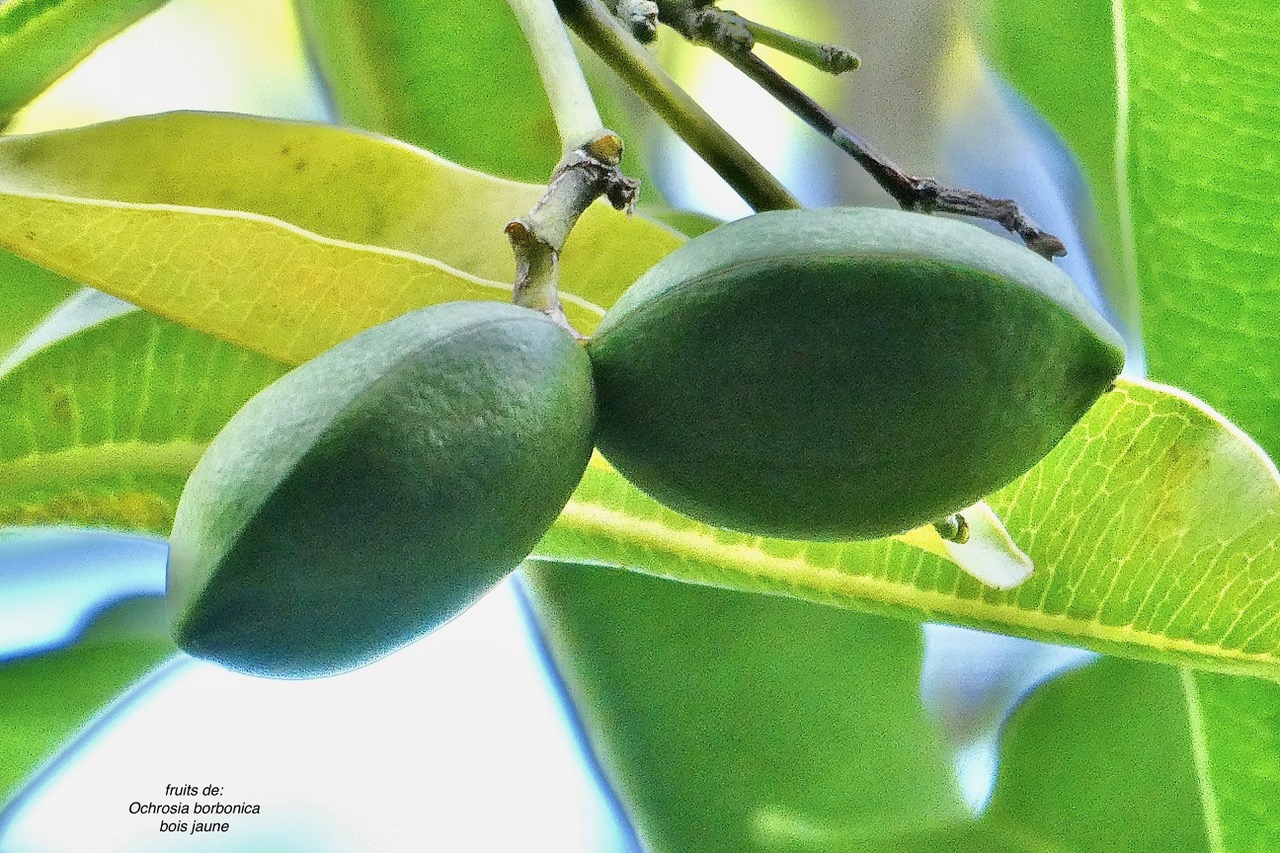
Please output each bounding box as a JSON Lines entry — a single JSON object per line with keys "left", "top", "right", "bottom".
{"left": 979, "top": 2, "right": 1280, "bottom": 463}
{"left": 0, "top": 0, "right": 168, "bottom": 126}
{"left": 1121, "top": 3, "right": 1280, "bottom": 460}
{"left": 536, "top": 378, "right": 1280, "bottom": 681}
{"left": 0, "top": 596, "right": 174, "bottom": 803}
{"left": 967, "top": 659, "right": 1210, "bottom": 852}
{"left": 975, "top": 1, "right": 1132, "bottom": 329}
{"left": 0, "top": 193, "right": 594, "bottom": 365}
{"left": 522, "top": 562, "right": 968, "bottom": 853}
{"left": 902, "top": 659, "right": 1280, "bottom": 851}
{"left": 0, "top": 297, "right": 284, "bottom": 532}
{"left": 1189, "top": 669, "right": 1280, "bottom": 849}
{"left": 0, "top": 250, "right": 75, "bottom": 362}
{"left": 0, "top": 112, "right": 682, "bottom": 350}
{"left": 294, "top": 0, "right": 559, "bottom": 183}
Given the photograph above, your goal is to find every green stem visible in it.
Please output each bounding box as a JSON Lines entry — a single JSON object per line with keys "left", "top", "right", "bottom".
{"left": 507, "top": 0, "right": 605, "bottom": 149}
{"left": 744, "top": 18, "right": 860, "bottom": 75}
{"left": 556, "top": 0, "right": 799, "bottom": 212}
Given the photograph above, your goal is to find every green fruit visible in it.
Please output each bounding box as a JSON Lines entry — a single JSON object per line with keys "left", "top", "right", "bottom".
{"left": 588, "top": 207, "right": 1125, "bottom": 540}
{"left": 167, "top": 301, "right": 595, "bottom": 678}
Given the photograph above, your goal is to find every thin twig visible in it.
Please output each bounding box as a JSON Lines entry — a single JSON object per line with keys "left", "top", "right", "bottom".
{"left": 743, "top": 18, "right": 860, "bottom": 75}
{"left": 717, "top": 47, "right": 1065, "bottom": 258}
{"left": 556, "top": 0, "right": 800, "bottom": 212}
{"left": 647, "top": 2, "right": 1065, "bottom": 258}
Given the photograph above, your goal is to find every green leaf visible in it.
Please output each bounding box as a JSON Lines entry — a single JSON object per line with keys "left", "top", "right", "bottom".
{"left": 0, "top": 112, "right": 682, "bottom": 354}
{"left": 900, "top": 659, "right": 1280, "bottom": 851}
{"left": 978, "top": 2, "right": 1280, "bottom": 465}
{"left": 0, "top": 0, "right": 168, "bottom": 126}
{"left": 0, "top": 595, "right": 174, "bottom": 804}
{"left": 522, "top": 562, "right": 968, "bottom": 853}
{"left": 0, "top": 249, "right": 76, "bottom": 363}
{"left": 537, "top": 378, "right": 1280, "bottom": 680}
{"left": 294, "top": 0, "right": 559, "bottom": 183}
{"left": 971, "top": 659, "right": 1210, "bottom": 852}
{"left": 1189, "top": 669, "right": 1280, "bottom": 849}
{"left": 0, "top": 293, "right": 284, "bottom": 532}
{"left": 1121, "top": 4, "right": 1280, "bottom": 461}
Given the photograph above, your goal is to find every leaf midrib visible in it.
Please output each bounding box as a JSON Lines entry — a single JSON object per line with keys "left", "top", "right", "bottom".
{"left": 0, "top": 440, "right": 206, "bottom": 490}
{"left": 547, "top": 499, "right": 1280, "bottom": 680}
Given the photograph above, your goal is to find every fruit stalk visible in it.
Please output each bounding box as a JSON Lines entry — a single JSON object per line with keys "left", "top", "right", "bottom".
{"left": 507, "top": 131, "right": 639, "bottom": 334}
{"left": 506, "top": 0, "right": 605, "bottom": 149}
{"left": 506, "top": 0, "right": 641, "bottom": 333}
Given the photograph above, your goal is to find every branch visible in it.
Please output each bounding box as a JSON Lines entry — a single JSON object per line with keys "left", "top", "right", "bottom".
{"left": 556, "top": 0, "right": 799, "bottom": 212}
{"left": 507, "top": 132, "right": 639, "bottom": 335}
{"left": 654, "top": 3, "right": 1066, "bottom": 259}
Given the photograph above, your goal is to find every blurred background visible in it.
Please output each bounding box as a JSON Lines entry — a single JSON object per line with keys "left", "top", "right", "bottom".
{"left": 0, "top": 0, "right": 1119, "bottom": 848}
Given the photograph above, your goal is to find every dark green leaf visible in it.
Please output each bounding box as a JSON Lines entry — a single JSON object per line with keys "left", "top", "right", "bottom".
{"left": 522, "top": 561, "right": 968, "bottom": 852}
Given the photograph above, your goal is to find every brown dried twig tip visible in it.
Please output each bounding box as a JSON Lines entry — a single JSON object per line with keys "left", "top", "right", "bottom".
{"left": 640, "top": 1, "right": 1066, "bottom": 259}
{"left": 909, "top": 181, "right": 1068, "bottom": 260}
{"left": 729, "top": 48, "right": 1067, "bottom": 260}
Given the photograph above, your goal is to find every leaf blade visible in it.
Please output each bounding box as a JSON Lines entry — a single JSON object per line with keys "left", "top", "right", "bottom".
{"left": 522, "top": 562, "right": 968, "bottom": 853}
{"left": 539, "top": 379, "right": 1280, "bottom": 680}
{"left": 0, "top": 303, "right": 284, "bottom": 533}
{"left": 0, "top": 112, "right": 683, "bottom": 345}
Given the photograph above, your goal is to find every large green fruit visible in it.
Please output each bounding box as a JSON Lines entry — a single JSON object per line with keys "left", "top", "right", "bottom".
{"left": 588, "top": 207, "right": 1125, "bottom": 540}
{"left": 167, "top": 301, "right": 595, "bottom": 678}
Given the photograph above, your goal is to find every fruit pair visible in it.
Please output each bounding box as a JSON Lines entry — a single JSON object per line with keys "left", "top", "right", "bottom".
{"left": 168, "top": 207, "right": 1124, "bottom": 678}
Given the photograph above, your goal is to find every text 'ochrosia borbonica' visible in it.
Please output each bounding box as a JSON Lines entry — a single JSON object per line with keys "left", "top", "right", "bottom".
{"left": 167, "top": 301, "right": 596, "bottom": 678}
{"left": 588, "top": 207, "right": 1126, "bottom": 540}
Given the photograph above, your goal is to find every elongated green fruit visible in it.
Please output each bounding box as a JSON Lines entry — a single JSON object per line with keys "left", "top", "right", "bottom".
{"left": 589, "top": 207, "right": 1125, "bottom": 540}
{"left": 167, "top": 302, "right": 595, "bottom": 678}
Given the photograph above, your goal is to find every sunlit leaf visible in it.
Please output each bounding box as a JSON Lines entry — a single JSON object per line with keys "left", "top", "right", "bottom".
{"left": 0, "top": 112, "right": 682, "bottom": 348}
{"left": 0, "top": 295, "right": 284, "bottom": 532}
{"left": 522, "top": 562, "right": 968, "bottom": 852}
{"left": 1120, "top": 4, "right": 1280, "bottom": 460}
{"left": 537, "top": 378, "right": 1280, "bottom": 680}
{"left": 0, "top": 0, "right": 168, "bottom": 126}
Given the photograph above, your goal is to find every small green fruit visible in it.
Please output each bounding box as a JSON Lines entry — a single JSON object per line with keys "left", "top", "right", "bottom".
{"left": 588, "top": 207, "right": 1125, "bottom": 540}
{"left": 167, "top": 301, "right": 595, "bottom": 678}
